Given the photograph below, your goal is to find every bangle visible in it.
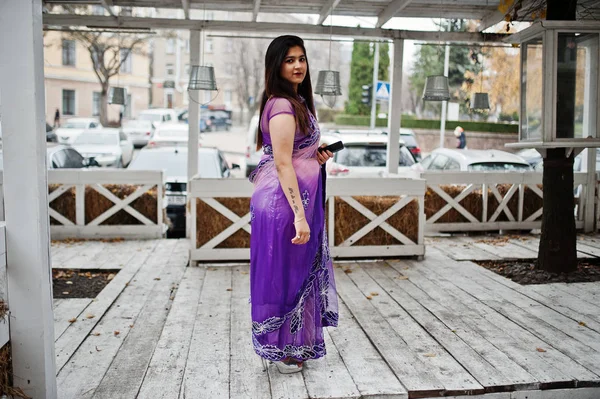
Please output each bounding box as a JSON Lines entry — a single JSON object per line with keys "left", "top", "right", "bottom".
{"left": 293, "top": 217, "right": 305, "bottom": 224}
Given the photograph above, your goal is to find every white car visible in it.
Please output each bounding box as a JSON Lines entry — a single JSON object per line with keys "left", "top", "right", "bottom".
{"left": 71, "top": 128, "right": 134, "bottom": 168}
{"left": 137, "top": 108, "right": 178, "bottom": 127}
{"left": 148, "top": 122, "right": 201, "bottom": 148}
{"left": 413, "top": 148, "right": 532, "bottom": 172}
{"left": 55, "top": 118, "right": 102, "bottom": 144}
{"left": 122, "top": 119, "right": 155, "bottom": 148}
{"left": 326, "top": 133, "right": 416, "bottom": 177}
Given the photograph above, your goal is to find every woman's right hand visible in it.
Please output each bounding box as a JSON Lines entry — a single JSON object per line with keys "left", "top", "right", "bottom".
{"left": 292, "top": 218, "right": 310, "bottom": 245}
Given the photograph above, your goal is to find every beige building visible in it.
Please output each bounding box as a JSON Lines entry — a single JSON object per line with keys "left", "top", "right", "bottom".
{"left": 43, "top": 30, "right": 151, "bottom": 126}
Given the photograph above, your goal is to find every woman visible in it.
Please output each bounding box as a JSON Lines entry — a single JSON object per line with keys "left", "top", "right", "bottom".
{"left": 249, "top": 35, "right": 339, "bottom": 374}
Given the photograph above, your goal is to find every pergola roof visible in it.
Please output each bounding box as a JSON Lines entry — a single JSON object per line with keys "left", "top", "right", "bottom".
{"left": 47, "top": 0, "right": 507, "bottom": 32}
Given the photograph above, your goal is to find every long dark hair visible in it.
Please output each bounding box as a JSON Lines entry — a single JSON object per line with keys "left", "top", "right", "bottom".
{"left": 257, "top": 35, "right": 316, "bottom": 150}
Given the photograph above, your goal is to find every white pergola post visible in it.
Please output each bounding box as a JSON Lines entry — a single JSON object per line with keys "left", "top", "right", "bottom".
{"left": 187, "top": 30, "right": 201, "bottom": 239}
{"left": 0, "top": 0, "right": 57, "bottom": 398}
{"left": 386, "top": 38, "right": 404, "bottom": 174}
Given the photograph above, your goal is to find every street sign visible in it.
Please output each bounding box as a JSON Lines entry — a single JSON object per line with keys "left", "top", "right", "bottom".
{"left": 375, "top": 81, "right": 390, "bottom": 101}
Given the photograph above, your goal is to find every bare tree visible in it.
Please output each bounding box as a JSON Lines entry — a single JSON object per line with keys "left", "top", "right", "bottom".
{"left": 233, "top": 39, "right": 264, "bottom": 123}
{"left": 64, "top": 31, "right": 148, "bottom": 125}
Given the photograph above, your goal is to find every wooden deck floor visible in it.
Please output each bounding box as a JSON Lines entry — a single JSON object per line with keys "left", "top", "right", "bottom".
{"left": 51, "top": 236, "right": 600, "bottom": 399}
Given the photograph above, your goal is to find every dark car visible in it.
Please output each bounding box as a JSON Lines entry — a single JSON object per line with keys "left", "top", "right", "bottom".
{"left": 207, "top": 110, "right": 232, "bottom": 131}
{"left": 128, "top": 146, "right": 239, "bottom": 237}
{"left": 177, "top": 109, "right": 212, "bottom": 133}
{"left": 47, "top": 144, "right": 100, "bottom": 169}
{"left": 46, "top": 123, "right": 57, "bottom": 142}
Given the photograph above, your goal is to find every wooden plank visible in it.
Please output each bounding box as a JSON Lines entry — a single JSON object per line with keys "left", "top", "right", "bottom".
{"left": 333, "top": 266, "right": 446, "bottom": 397}
{"left": 180, "top": 267, "right": 232, "bottom": 398}
{"left": 459, "top": 237, "right": 538, "bottom": 260}
{"left": 412, "top": 254, "right": 600, "bottom": 379}
{"left": 387, "top": 260, "right": 582, "bottom": 387}
{"left": 54, "top": 239, "right": 164, "bottom": 373}
{"left": 59, "top": 241, "right": 108, "bottom": 269}
{"left": 508, "top": 237, "right": 594, "bottom": 259}
{"left": 51, "top": 225, "right": 164, "bottom": 240}
{"left": 429, "top": 239, "right": 501, "bottom": 261}
{"left": 360, "top": 264, "right": 536, "bottom": 392}
{"left": 423, "top": 252, "right": 600, "bottom": 349}
{"left": 302, "top": 329, "right": 361, "bottom": 399}
{"left": 136, "top": 266, "right": 205, "bottom": 399}
{"left": 51, "top": 241, "right": 89, "bottom": 268}
{"left": 328, "top": 300, "right": 407, "bottom": 399}
{"left": 228, "top": 266, "right": 272, "bottom": 399}
{"left": 550, "top": 282, "right": 600, "bottom": 306}
{"left": 92, "top": 239, "right": 189, "bottom": 399}
{"left": 56, "top": 239, "right": 179, "bottom": 399}
{"left": 53, "top": 298, "right": 93, "bottom": 341}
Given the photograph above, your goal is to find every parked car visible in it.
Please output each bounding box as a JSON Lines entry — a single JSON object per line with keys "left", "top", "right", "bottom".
{"left": 46, "top": 144, "right": 100, "bottom": 169}
{"left": 71, "top": 128, "right": 134, "bottom": 168}
{"left": 178, "top": 109, "right": 213, "bottom": 132}
{"left": 128, "top": 146, "right": 239, "bottom": 236}
{"left": 326, "top": 133, "right": 416, "bottom": 177}
{"left": 122, "top": 119, "right": 155, "bottom": 148}
{"left": 244, "top": 114, "right": 261, "bottom": 177}
{"left": 413, "top": 148, "right": 532, "bottom": 172}
{"left": 329, "top": 128, "right": 422, "bottom": 161}
{"left": 46, "top": 123, "right": 57, "bottom": 142}
{"left": 147, "top": 122, "right": 202, "bottom": 147}
{"left": 207, "top": 110, "right": 232, "bottom": 131}
{"left": 517, "top": 148, "right": 600, "bottom": 173}
{"left": 55, "top": 118, "right": 102, "bottom": 144}
{"left": 138, "top": 108, "right": 178, "bottom": 127}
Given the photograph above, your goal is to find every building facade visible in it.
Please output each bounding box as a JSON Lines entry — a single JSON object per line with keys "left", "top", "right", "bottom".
{"left": 43, "top": 30, "right": 151, "bottom": 126}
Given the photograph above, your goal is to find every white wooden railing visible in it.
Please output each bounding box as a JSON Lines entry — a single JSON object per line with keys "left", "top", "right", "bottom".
{"left": 422, "top": 172, "right": 590, "bottom": 232}
{"left": 0, "top": 224, "right": 9, "bottom": 349}
{"left": 189, "top": 177, "right": 426, "bottom": 263}
{"left": 0, "top": 170, "right": 166, "bottom": 239}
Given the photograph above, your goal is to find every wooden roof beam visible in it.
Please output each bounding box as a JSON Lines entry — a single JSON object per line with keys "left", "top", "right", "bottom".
{"left": 316, "top": 0, "right": 340, "bottom": 25}
{"left": 101, "top": 0, "right": 117, "bottom": 18}
{"left": 376, "top": 0, "right": 413, "bottom": 28}
{"left": 252, "top": 0, "right": 261, "bottom": 22}
{"left": 478, "top": 9, "right": 506, "bottom": 31}
{"left": 182, "top": 0, "right": 190, "bottom": 19}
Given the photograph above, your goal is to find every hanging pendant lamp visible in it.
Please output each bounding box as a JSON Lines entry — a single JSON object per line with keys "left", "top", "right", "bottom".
{"left": 108, "top": 86, "right": 127, "bottom": 105}
{"left": 471, "top": 92, "right": 490, "bottom": 110}
{"left": 188, "top": 65, "right": 218, "bottom": 91}
{"left": 315, "top": 70, "right": 342, "bottom": 108}
{"left": 422, "top": 75, "right": 450, "bottom": 101}
{"left": 315, "top": 11, "right": 342, "bottom": 108}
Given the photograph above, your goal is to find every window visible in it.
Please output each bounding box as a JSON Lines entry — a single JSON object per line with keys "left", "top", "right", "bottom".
{"left": 429, "top": 155, "right": 449, "bottom": 170}
{"left": 91, "top": 48, "right": 101, "bottom": 69}
{"left": 62, "top": 90, "right": 75, "bottom": 116}
{"left": 62, "top": 39, "right": 76, "bottom": 66}
{"left": 185, "top": 39, "right": 190, "bottom": 53}
{"left": 224, "top": 90, "right": 232, "bottom": 104}
{"left": 63, "top": 149, "right": 84, "bottom": 168}
{"left": 166, "top": 63, "right": 175, "bottom": 76}
{"left": 119, "top": 131, "right": 128, "bottom": 142}
{"left": 399, "top": 146, "right": 416, "bottom": 167}
{"left": 445, "top": 159, "right": 461, "bottom": 171}
{"left": 166, "top": 38, "right": 176, "bottom": 54}
{"left": 419, "top": 155, "right": 434, "bottom": 170}
{"left": 92, "top": 92, "right": 101, "bottom": 116}
{"left": 52, "top": 150, "right": 68, "bottom": 169}
{"left": 120, "top": 49, "right": 132, "bottom": 73}
{"left": 205, "top": 39, "right": 213, "bottom": 53}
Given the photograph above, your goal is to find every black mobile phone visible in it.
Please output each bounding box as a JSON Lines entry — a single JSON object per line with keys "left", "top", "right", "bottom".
{"left": 319, "top": 141, "right": 344, "bottom": 153}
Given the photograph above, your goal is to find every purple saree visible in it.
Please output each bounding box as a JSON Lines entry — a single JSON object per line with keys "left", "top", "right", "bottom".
{"left": 249, "top": 97, "right": 338, "bottom": 362}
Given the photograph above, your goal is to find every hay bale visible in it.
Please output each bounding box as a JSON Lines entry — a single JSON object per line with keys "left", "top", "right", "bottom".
{"left": 0, "top": 343, "right": 30, "bottom": 398}
{"left": 49, "top": 184, "right": 159, "bottom": 226}
{"left": 49, "top": 184, "right": 76, "bottom": 225}
{"left": 334, "top": 196, "right": 419, "bottom": 246}
{"left": 424, "top": 185, "right": 483, "bottom": 223}
{"left": 196, "top": 198, "right": 251, "bottom": 249}
{"left": 424, "top": 184, "right": 545, "bottom": 224}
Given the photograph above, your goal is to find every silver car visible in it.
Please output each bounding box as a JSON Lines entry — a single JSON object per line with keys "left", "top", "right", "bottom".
{"left": 122, "top": 120, "right": 155, "bottom": 148}
{"left": 413, "top": 148, "right": 532, "bottom": 172}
